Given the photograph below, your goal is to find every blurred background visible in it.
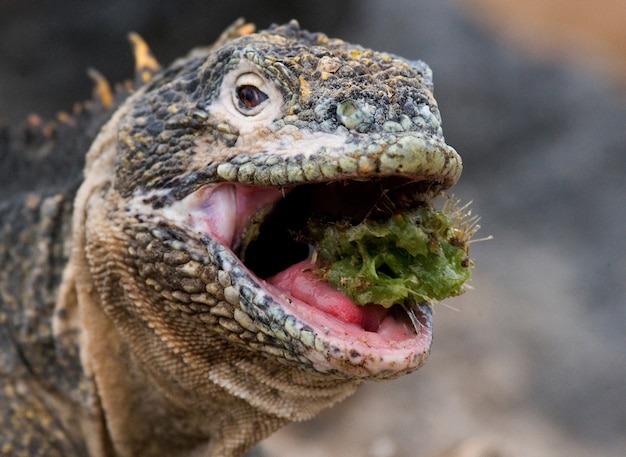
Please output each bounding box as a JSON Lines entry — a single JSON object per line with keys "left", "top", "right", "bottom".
{"left": 1, "top": 1, "right": 624, "bottom": 456}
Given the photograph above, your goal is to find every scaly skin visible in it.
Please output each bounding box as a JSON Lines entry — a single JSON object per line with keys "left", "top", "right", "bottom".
{"left": 1, "top": 20, "right": 463, "bottom": 457}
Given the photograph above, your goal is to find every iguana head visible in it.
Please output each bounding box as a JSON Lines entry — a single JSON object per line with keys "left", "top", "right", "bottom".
{"left": 74, "top": 20, "right": 463, "bottom": 409}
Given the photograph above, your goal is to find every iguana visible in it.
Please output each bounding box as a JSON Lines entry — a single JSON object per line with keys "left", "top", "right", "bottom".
{"left": 0, "top": 20, "right": 468, "bottom": 457}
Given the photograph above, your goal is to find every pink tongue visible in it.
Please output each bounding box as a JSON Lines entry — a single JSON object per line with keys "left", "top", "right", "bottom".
{"left": 266, "top": 260, "right": 387, "bottom": 332}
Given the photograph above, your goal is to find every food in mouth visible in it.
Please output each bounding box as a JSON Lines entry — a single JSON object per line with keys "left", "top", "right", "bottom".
{"left": 304, "top": 204, "right": 473, "bottom": 309}
{"left": 240, "top": 179, "right": 478, "bottom": 334}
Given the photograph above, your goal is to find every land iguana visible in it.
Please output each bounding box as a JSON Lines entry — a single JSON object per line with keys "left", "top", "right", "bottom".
{"left": 0, "top": 20, "right": 469, "bottom": 457}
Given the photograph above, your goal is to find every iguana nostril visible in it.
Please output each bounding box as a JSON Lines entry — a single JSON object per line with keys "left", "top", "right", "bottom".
{"left": 336, "top": 99, "right": 364, "bottom": 129}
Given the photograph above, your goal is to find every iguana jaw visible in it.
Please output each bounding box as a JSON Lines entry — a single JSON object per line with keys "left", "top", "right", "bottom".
{"left": 163, "top": 176, "right": 438, "bottom": 379}
{"left": 141, "top": 100, "right": 465, "bottom": 377}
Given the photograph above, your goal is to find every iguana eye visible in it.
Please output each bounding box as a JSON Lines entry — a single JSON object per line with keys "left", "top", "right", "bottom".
{"left": 236, "top": 85, "right": 268, "bottom": 110}
{"left": 220, "top": 65, "right": 283, "bottom": 128}
{"left": 232, "top": 72, "right": 270, "bottom": 116}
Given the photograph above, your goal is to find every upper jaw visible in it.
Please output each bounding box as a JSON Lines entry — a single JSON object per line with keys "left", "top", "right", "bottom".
{"left": 141, "top": 119, "right": 462, "bottom": 209}
{"left": 210, "top": 128, "right": 462, "bottom": 188}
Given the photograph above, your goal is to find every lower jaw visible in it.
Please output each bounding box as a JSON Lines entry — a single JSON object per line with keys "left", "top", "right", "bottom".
{"left": 259, "top": 259, "right": 434, "bottom": 378}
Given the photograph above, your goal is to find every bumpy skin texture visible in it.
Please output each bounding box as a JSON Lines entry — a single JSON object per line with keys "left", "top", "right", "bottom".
{"left": 0, "top": 20, "right": 462, "bottom": 457}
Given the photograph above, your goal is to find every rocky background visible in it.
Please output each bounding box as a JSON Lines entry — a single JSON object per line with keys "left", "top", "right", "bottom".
{"left": 1, "top": 1, "right": 624, "bottom": 456}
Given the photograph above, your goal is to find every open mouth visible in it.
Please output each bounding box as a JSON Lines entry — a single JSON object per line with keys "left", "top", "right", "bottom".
{"left": 166, "top": 175, "right": 445, "bottom": 377}
{"left": 157, "top": 118, "right": 473, "bottom": 379}
{"left": 240, "top": 178, "right": 438, "bottom": 333}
